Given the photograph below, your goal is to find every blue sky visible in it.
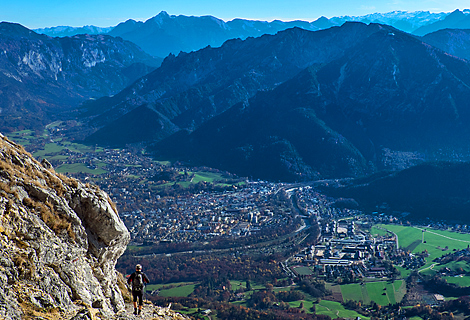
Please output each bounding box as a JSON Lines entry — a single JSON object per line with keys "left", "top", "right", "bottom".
{"left": 1, "top": 0, "right": 469, "bottom": 28}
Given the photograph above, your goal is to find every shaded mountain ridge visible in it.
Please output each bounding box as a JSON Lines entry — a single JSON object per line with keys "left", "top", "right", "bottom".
{"left": 82, "top": 22, "right": 385, "bottom": 145}
{"left": 316, "top": 161, "right": 470, "bottom": 223}
{"left": 149, "top": 23, "right": 470, "bottom": 181}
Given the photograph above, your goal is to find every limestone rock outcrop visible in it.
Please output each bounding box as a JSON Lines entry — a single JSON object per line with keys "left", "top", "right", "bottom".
{"left": 0, "top": 133, "right": 131, "bottom": 319}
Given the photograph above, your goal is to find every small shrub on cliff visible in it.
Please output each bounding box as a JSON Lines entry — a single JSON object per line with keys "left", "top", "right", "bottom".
{"left": 57, "top": 173, "right": 79, "bottom": 188}
{"left": 13, "top": 253, "right": 36, "bottom": 280}
{"left": 116, "top": 272, "right": 132, "bottom": 303}
{"left": 44, "top": 171, "right": 66, "bottom": 197}
{"left": 23, "top": 198, "right": 75, "bottom": 241}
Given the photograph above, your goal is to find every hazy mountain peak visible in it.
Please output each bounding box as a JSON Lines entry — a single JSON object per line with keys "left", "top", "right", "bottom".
{"left": 316, "top": 16, "right": 329, "bottom": 22}
{"left": 148, "top": 10, "right": 173, "bottom": 24}
{"left": 413, "top": 8, "right": 470, "bottom": 35}
{"left": 33, "top": 24, "right": 113, "bottom": 37}
{"left": 157, "top": 10, "right": 170, "bottom": 17}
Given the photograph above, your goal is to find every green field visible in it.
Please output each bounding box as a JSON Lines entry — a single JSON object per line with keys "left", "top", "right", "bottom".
{"left": 395, "top": 265, "right": 412, "bottom": 279}
{"left": 32, "top": 143, "right": 65, "bottom": 158}
{"left": 315, "top": 300, "right": 370, "bottom": 319}
{"left": 188, "top": 171, "right": 222, "bottom": 183}
{"left": 292, "top": 266, "right": 314, "bottom": 276}
{"left": 60, "top": 141, "right": 97, "bottom": 153}
{"left": 445, "top": 275, "right": 470, "bottom": 287}
{"left": 376, "top": 224, "right": 470, "bottom": 272}
{"left": 230, "top": 280, "right": 246, "bottom": 291}
{"left": 287, "top": 299, "right": 315, "bottom": 311}
{"left": 7, "top": 130, "right": 35, "bottom": 145}
{"left": 156, "top": 170, "right": 245, "bottom": 190}
{"left": 146, "top": 282, "right": 196, "bottom": 297}
{"left": 370, "top": 226, "right": 391, "bottom": 237}
{"left": 440, "top": 260, "right": 470, "bottom": 273}
{"left": 341, "top": 280, "right": 406, "bottom": 306}
{"left": 421, "top": 260, "right": 470, "bottom": 277}
{"left": 55, "top": 163, "right": 107, "bottom": 175}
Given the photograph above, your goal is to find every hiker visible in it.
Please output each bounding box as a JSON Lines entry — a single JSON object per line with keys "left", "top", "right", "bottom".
{"left": 127, "top": 264, "right": 150, "bottom": 315}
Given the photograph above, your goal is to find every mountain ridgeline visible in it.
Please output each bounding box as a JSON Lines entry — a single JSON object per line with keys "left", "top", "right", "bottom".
{"left": 81, "top": 22, "right": 470, "bottom": 181}
{"left": 422, "top": 28, "right": 470, "bottom": 61}
{"left": 82, "top": 22, "right": 383, "bottom": 143}
{"left": 36, "top": 10, "right": 470, "bottom": 58}
{"left": 0, "top": 22, "right": 160, "bottom": 131}
{"left": 316, "top": 161, "right": 470, "bottom": 223}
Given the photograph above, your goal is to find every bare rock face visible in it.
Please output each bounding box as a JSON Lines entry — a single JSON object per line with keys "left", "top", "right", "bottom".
{"left": 0, "top": 133, "right": 130, "bottom": 319}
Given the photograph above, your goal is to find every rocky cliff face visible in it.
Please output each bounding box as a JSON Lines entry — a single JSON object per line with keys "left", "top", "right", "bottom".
{"left": 0, "top": 22, "right": 160, "bottom": 132}
{"left": 0, "top": 133, "right": 130, "bottom": 319}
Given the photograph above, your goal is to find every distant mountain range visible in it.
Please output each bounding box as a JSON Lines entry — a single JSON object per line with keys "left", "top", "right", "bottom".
{"left": 34, "top": 10, "right": 469, "bottom": 59}
{"left": 34, "top": 25, "right": 113, "bottom": 37}
{"left": 79, "top": 22, "right": 470, "bottom": 181}
{"left": 422, "top": 28, "right": 470, "bottom": 61}
{"left": 413, "top": 9, "right": 470, "bottom": 36}
{"left": 0, "top": 22, "right": 160, "bottom": 131}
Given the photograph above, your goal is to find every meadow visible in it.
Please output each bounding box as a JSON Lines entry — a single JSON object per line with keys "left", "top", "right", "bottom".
{"left": 340, "top": 280, "right": 406, "bottom": 306}
{"left": 314, "top": 300, "right": 370, "bottom": 319}
{"left": 375, "top": 224, "right": 470, "bottom": 271}
{"left": 373, "top": 223, "right": 470, "bottom": 290}
{"left": 146, "top": 282, "right": 197, "bottom": 297}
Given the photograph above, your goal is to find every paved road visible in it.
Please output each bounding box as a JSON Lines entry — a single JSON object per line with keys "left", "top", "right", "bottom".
{"left": 418, "top": 263, "right": 437, "bottom": 273}
{"left": 414, "top": 227, "right": 470, "bottom": 244}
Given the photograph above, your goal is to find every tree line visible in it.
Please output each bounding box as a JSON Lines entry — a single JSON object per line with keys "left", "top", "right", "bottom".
{"left": 117, "top": 253, "right": 285, "bottom": 284}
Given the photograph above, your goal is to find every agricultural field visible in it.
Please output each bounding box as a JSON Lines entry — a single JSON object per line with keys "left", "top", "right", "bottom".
{"left": 375, "top": 224, "right": 470, "bottom": 271}
{"left": 229, "top": 280, "right": 265, "bottom": 292}
{"left": 6, "top": 129, "right": 39, "bottom": 146}
{"left": 146, "top": 282, "right": 196, "bottom": 297}
{"left": 341, "top": 280, "right": 406, "bottom": 306}
{"left": 420, "top": 260, "right": 470, "bottom": 277}
{"left": 315, "top": 300, "right": 370, "bottom": 319}
{"left": 155, "top": 170, "right": 245, "bottom": 190}
{"left": 445, "top": 276, "right": 470, "bottom": 287}
{"left": 55, "top": 163, "right": 107, "bottom": 175}
{"left": 229, "top": 280, "right": 246, "bottom": 292}
{"left": 287, "top": 299, "right": 315, "bottom": 311}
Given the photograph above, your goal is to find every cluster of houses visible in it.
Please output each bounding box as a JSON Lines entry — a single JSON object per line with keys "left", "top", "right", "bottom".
{"left": 120, "top": 182, "right": 294, "bottom": 243}
{"left": 291, "top": 217, "right": 399, "bottom": 282}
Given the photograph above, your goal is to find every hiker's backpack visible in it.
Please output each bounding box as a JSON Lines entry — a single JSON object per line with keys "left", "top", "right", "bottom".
{"left": 132, "top": 272, "right": 144, "bottom": 291}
